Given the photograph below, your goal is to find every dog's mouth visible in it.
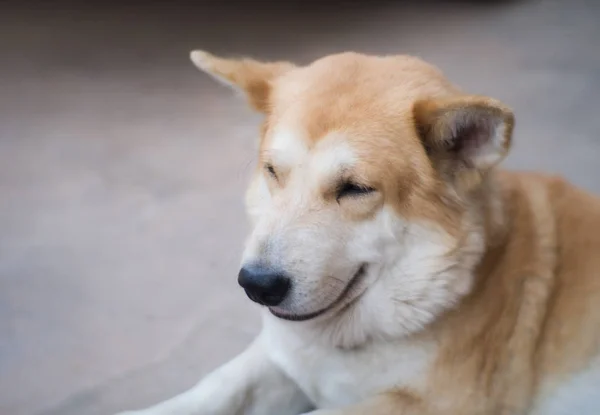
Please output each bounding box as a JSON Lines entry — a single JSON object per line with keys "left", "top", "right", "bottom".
{"left": 269, "top": 264, "right": 367, "bottom": 322}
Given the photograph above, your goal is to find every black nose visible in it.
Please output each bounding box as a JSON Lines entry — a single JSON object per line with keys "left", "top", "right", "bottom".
{"left": 238, "top": 265, "right": 290, "bottom": 306}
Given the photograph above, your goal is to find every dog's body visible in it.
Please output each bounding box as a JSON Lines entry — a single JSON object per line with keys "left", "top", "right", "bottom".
{"left": 119, "top": 52, "right": 600, "bottom": 415}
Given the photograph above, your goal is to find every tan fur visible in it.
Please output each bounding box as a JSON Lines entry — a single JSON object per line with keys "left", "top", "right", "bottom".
{"left": 260, "top": 54, "right": 456, "bottom": 234}
{"left": 189, "top": 51, "right": 600, "bottom": 414}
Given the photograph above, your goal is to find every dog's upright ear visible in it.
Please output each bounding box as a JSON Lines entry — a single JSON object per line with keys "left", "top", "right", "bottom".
{"left": 413, "top": 95, "right": 515, "bottom": 191}
{"left": 190, "top": 50, "right": 295, "bottom": 113}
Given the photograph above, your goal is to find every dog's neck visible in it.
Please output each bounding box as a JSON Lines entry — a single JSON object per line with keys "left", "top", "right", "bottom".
{"left": 469, "top": 170, "right": 518, "bottom": 289}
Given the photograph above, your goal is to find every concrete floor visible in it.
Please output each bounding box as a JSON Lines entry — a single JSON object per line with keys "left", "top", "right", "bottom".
{"left": 1, "top": 1, "right": 599, "bottom": 414}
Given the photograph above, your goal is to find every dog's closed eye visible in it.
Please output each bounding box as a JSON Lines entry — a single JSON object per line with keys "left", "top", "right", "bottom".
{"left": 336, "top": 182, "right": 375, "bottom": 202}
{"left": 265, "top": 163, "right": 278, "bottom": 180}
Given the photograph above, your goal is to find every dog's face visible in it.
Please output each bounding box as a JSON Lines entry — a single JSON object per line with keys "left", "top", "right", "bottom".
{"left": 192, "top": 51, "right": 513, "bottom": 338}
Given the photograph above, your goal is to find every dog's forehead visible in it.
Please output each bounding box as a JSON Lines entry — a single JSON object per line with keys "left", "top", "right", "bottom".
{"left": 259, "top": 53, "right": 457, "bottom": 185}
{"left": 266, "top": 53, "right": 455, "bottom": 147}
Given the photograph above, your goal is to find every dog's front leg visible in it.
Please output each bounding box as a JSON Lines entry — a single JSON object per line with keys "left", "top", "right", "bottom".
{"left": 118, "top": 336, "right": 312, "bottom": 415}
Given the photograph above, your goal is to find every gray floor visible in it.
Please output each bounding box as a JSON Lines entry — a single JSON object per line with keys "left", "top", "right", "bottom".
{"left": 1, "top": 1, "right": 599, "bottom": 414}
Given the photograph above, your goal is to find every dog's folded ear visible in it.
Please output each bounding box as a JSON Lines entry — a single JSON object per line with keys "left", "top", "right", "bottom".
{"left": 413, "top": 95, "right": 515, "bottom": 190}
{"left": 190, "top": 50, "right": 295, "bottom": 113}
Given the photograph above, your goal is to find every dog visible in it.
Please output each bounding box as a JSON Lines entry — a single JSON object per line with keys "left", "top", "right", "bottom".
{"left": 117, "top": 51, "right": 600, "bottom": 415}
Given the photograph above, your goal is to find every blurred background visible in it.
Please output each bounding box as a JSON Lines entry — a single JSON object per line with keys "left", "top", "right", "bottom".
{"left": 1, "top": 0, "right": 599, "bottom": 414}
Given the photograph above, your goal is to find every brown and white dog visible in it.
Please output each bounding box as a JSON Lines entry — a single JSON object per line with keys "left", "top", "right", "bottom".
{"left": 118, "top": 51, "right": 600, "bottom": 415}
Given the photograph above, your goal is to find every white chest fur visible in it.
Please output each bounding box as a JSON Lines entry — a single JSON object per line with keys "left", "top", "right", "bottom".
{"left": 261, "top": 316, "right": 436, "bottom": 409}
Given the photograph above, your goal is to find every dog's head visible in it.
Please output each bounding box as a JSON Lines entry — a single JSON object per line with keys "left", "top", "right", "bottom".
{"left": 191, "top": 51, "right": 513, "bottom": 343}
